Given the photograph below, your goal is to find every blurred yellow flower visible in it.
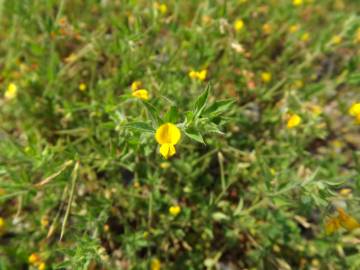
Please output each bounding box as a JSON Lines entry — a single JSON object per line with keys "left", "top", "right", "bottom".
{"left": 262, "top": 23, "right": 272, "bottom": 34}
{"left": 331, "top": 35, "right": 342, "bottom": 45}
{"left": 79, "top": 83, "right": 87, "bottom": 91}
{"left": 154, "top": 2, "right": 167, "bottom": 14}
{"left": 151, "top": 258, "right": 161, "bottom": 270}
{"left": 131, "top": 80, "right": 142, "bottom": 91}
{"left": 348, "top": 103, "right": 360, "bottom": 116}
{"left": 289, "top": 24, "right": 300, "bottom": 33}
{"left": 28, "top": 253, "right": 41, "bottom": 265}
{"left": 38, "top": 262, "right": 46, "bottom": 270}
{"left": 160, "top": 162, "right": 170, "bottom": 169}
{"left": 325, "top": 217, "right": 341, "bottom": 235}
{"left": 5, "top": 83, "right": 18, "bottom": 100}
{"left": 301, "top": 32, "right": 310, "bottom": 42}
{"left": 293, "top": 0, "right": 303, "bottom": 6}
{"left": 287, "top": 114, "right": 302, "bottom": 129}
{"left": 189, "top": 69, "right": 207, "bottom": 81}
{"left": 189, "top": 70, "right": 198, "bottom": 79}
{"left": 234, "top": 19, "right": 245, "bottom": 32}
{"left": 0, "top": 217, "right": 5, "bottom": 233}
{"left": 261, "top": 72, "right": 272, "bottom": 83}
{"left": 155, "top": 123, "right": 181, "bottom": 159}
{"left": 337, "top": 208, "right": 360, "bottom": 231}
{"left": 169, "top": 205, "right": 181, "bottom": 216}
{"left": 41, "top": 216, "right": 49, "bottom": 228}
{"left": 132, "top": 89, "right": 149, "bottom": 100}
{"left": 197, "top": 69, "right": 207, "bottom": 81}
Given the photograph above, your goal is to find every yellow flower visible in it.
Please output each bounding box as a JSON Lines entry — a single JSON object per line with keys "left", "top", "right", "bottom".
{"left": 197, "top": 69, "right": 207, "bottom": 81}
{"left": 169, "top": 205, "right": 181, "bottom": 216}
{"left": 132, "top": 89, "right": 149, "bottom": 100}
{"left": 289, "top": 24, "right": 300, "bottom": 33}
{"left": 154, "top": 2, "right": 167, "bottom": 14}
{"left": 308, "top": 104, "right": 322, "bottom": 116}
{"left": 38, "top": 262, "right": 46, "bottom": 270}
{"left": 155, "top": 123, "right": 181, "bottom": 145}
{"left": 293, "top": 0, "right": 303, "bottom": 6}
{"left": 151, "top": 258, "right": 161, "bottom": 270}
{"left": 301, "top": 32, "right": 310, "bottom": 42}
{"left": 159, "top": 4, "right": 167, "bottom": 14}
{"left": 339, "top": 188, "right": 352, "bottom": 197}
{"left": 287, "top": 114, "right": 302, "bottom": 129}
{"left": 337, "top": 208, "right": 360, "bottom": 231}
{"left": 41, "top": 216, "right": 49, "bottom": 228}
{"left": 155, "top": 123, "right": 181, "bottom": 159}
{"left": 189, "top": 69, "right": 207, "bottom": 81}
{"left": 261, "top": 72, "right": 272, "bottom": 83}
{"left": 79, "top": 83, "right": 87, "bottom": 91}
{"left": 262, "top": 23, "right": 272, "bottom": 34}
{"left": 325, "top": 217, "right": 341, "bottom": 235}
{"left": 131, "top": 80, "right": 142, "bottom": 91}
{"left": 28, "top": 253, "right": 41, "bottom": 265}
{"left": 188, "top": 70, "right": 198, "bottom": 79}
{"left": 234, "top": 19, "right": 245, "bottom": 32}
{"left": 331, "top": 35, "right": 342, "bottom": 45}
{"left": 0, "top": 217, "right": 5, "bottom": 233}
{"left": 159, "top": 144, "right": 176, "bottom": 159}
{"left": 160, "top": 162, "right": 170, "bottom": 169}
{"left": 348, "top": 103, "right": 360, "bottom": 116}
{"left": 5, "top": 83, "right": 18, "bottom": 100}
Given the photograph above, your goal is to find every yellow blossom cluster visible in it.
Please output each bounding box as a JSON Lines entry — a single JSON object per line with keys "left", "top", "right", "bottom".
{"left": 28, "top": 253, "right": 46, "bottom": 270}
{"left": 325, "top": 208, "right": 360, "bottom": 234}
{"left": 188, "top": 69, "right": 207, "bottom": 81}
{"left": 131, "top": 80, "right": 149, "bottom": 100}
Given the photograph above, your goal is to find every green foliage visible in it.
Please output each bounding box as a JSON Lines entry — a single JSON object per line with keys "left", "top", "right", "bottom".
{"left": 0, "top": 0, "right": 360, "bottom": 269}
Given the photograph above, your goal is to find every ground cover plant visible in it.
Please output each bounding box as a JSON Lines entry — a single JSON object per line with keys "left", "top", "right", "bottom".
{"left": 1, "top": 0, "right": 360, "bottom": 269}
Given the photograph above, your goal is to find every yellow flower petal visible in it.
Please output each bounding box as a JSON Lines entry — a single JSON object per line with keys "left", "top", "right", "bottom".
{"left": 151, "top": 258, "right": 161, "bottom": 270}
{"left": 169, "top": 205, "right": 181, "bottom": 216}
{"left": 132, "top": 89, "right": 149, "bottom": 100}
{"left": 325, "top": 217, "right": 341, "bottom": 235}
{"left": 293, "top": 0, "right": 303, "bottom": 6}
{"left": 349, "top": 103, "right": 360, "bottom": 116}
{"left": 261, "top": 72, "right": 272, "bottom": 83}
{"left": 234, "top": 19, "right": 244, "bottom": 32}
{"left": 197, "top": 69, "right": 207, "bottom": 81}
{"left": 155, "top": 123, "right": 181, "bottom": 145}
{"left": 337, "top": 208, "right": 360, "bottom": 231}
{"left": 5, "top": 83, "right": 18, "bottom": 100}
{"left": 287, "top": 114, "right": 302, "bottom": 129}
{"left": 79, "top": 83, "right": 87, "bottom": 91}
{"left": 131, "top": 80, "right": 142, "bottom": 91}
{"left": 189, "top": 70, "right": 198, "bottom": 79}
{"left": 159, "top": 143, "right": 176, "bottom": 159}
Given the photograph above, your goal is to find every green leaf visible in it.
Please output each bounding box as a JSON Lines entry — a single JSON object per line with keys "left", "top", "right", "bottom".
{"left": 143, "top": 101, "right": 161, "bottom": 126}
{"left": 125, "top": 122, "right": 155, "bottom": 133}
{"left": 185, "top": 127, "right": 205, "bottom": 144}
{"left": 204, "top": 99, "right": 235, "bottom": 117}
{"left": 164, "top": 106, "right": 179, "bottom": 123}
{"left": 193, "top": 84, "right": 210, "bottom": 118}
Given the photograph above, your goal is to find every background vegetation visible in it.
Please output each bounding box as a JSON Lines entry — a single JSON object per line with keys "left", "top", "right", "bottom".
{"left": 0, "top": 0, "right": 360, "bottom": 269}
